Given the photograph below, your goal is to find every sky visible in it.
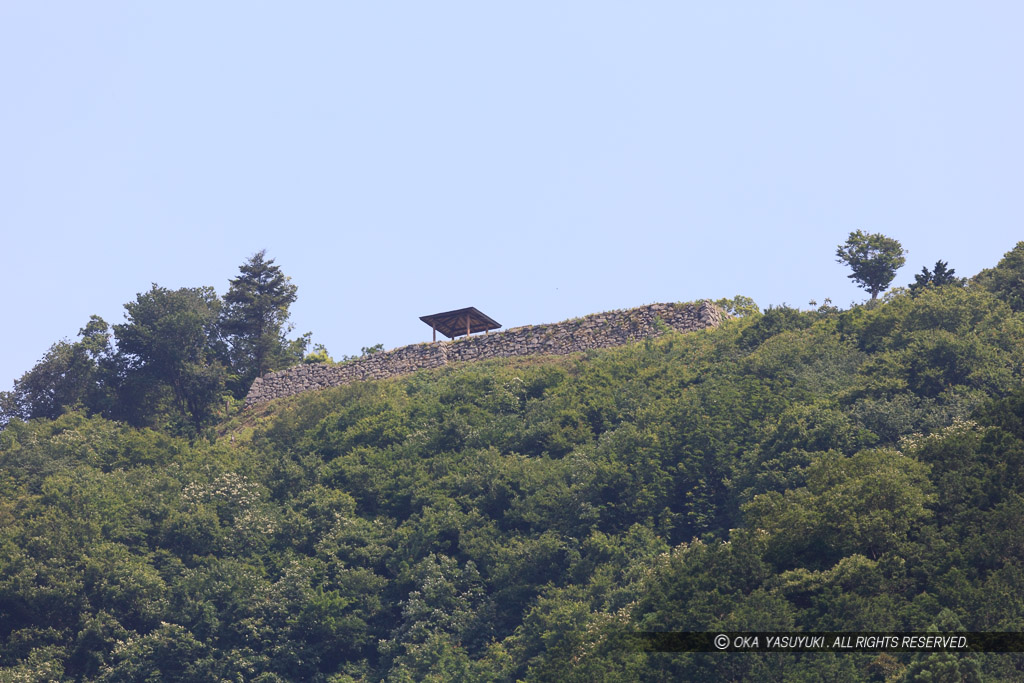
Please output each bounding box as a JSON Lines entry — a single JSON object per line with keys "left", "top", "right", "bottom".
{"left": 2, "top": 2, "right": 1022, "bottom": 388}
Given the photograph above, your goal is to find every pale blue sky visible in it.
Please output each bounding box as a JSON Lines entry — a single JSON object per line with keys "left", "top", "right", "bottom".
{"left": 2, "top": 2, "right": 1021, "bottom": 387}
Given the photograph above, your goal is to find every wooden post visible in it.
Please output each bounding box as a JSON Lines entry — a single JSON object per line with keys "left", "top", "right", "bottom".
{"left": 432, "top": 324, "right": 436, "bottom": 342}
{"left": 466, "top": 314, "right": 470, "bottom": 337}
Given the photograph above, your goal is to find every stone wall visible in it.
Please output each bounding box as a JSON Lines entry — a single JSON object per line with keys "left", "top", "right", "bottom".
{"left": 244, "top": 300, "right": 721, "bottom": 407}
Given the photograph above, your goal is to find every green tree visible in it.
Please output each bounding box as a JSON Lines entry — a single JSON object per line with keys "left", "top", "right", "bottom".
{"left": 910, "top": 259, "right": 964, "bottom": 294}
{"left": 113, "top": 285, "right": 226, "bottom": 432}
{"left": 744, "top": 448, "right": 935, "bottom": 566}
{"left": 836, "top": 230, "right": 907, "bottom": 300}
{"left": 220, "top": 250, "right": 302, "bottom": 394}
{"left": 713, "top": 295, "right": 760, "bottom": 318}
{"left": 1, "top": 316, "right": 113, "bottom": 425}
{"left": 974, "top": 241, "right": 1024, "bottom": 311}
{"left": 303, "top": 343, "right": 334, "bottom": 364}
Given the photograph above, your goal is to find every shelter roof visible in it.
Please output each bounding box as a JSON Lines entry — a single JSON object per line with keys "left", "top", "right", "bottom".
{"left": 420, "top": 307, "right": 501, "bottom": 339}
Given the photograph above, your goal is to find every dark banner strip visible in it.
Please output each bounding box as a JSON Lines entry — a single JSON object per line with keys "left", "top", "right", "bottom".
{"left": 628, "top": 632, "right": 1024, "bottom": 653}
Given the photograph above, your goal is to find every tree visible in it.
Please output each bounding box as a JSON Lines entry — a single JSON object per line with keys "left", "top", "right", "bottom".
{"left": 835, "top": 231, "right": 906, "bottom": 300}
{"left": 220, "top": 251, "right": 302, "bottom": 394}
{"left": 743, "top": 448, "right": 934, "bottom": 566}
{"left": 713, "top": 295, "right": 760, "bottom": 318}
{"left": 0, "top": 316, "right": 114, "bottom": 425}
{"left": 909, "top": 259, "right": 964, "bottom": 294}
{"left": 113, "top": 285, "right": 226, "bottom": 432}
{"left": 974, "top": 241, "right": 1024, "bottom": 311}
{"left": 303, "top": 343, "right": 334, "bottom": 364}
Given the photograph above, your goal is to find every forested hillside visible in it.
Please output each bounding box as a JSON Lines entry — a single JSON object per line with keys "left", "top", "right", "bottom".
{"left": 2, "top": 244, "right": 1024, "bottom": 681}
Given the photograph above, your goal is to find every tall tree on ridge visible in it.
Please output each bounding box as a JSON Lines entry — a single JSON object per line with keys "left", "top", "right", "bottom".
{"left": 221, "top": 250, "right": 302, "bottom": 394}
{"left": 114, "top": 285, "right": 226, "bottom": 432}
{"left": 835, "top": 230, "right": 906, "bottom": 300}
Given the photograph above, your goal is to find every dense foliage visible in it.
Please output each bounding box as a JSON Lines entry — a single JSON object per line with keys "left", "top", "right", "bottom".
{"left": 1, "top": 243, "right": 1024, "bottom": 680}
{"left": 1, "top": 252, "right": 307, "bottom": 436}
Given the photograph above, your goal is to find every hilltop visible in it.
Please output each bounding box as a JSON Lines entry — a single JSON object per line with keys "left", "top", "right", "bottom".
{"left": 1, "top": 244, "right": 1023, "bottom": 680}
{"left": 244, "top": 300, "right": 721, "bottom": 407}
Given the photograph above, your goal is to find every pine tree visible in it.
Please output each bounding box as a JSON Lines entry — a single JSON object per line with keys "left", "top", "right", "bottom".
{"left": 221, "top": 250, "right": 302, "bottom": 393}
{"left": 909, "top": 259, "right": 963, "bottom": 294}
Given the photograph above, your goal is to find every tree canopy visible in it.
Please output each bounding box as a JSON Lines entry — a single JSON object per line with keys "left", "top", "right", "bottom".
{"left": 836, "top": 230, "right": 906, "bottom": 300}
{"left": 974, "top": 241, "right": 1024, "bottom": 311}
{"left": 910, "top": 259, "right": 963, "bottom": 294}
{"left": 1, "top": 252, "right": 307, "bottom": 435}
{"left": 221, "top": 250, "right": 302, "bottom": 393}
{"left": 113, "top": 285, "right": 226, "bottom": 432}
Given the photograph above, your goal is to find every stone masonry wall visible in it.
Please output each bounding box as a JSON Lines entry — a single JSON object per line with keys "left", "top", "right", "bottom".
{"left": 244, "top": 300, "right": 721, "bottom": 408}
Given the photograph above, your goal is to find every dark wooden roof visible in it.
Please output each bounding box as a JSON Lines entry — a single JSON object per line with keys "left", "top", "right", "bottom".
{"left": 420, "top": 307, "right": 501, "bottom": 339}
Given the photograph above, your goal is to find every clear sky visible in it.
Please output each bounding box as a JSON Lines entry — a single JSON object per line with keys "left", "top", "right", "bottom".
{"left": 2, "top": 2, "right": 1021, "bottom": 388}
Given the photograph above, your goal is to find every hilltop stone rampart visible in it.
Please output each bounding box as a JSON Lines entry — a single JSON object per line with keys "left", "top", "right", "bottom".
{"left": 244, "top": 300, "right": 721, "bottom": 407}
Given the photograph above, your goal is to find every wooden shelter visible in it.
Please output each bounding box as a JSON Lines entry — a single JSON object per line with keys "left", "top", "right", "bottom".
{"left": 420, "top": 307, "right": 501, "bottom": 341}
